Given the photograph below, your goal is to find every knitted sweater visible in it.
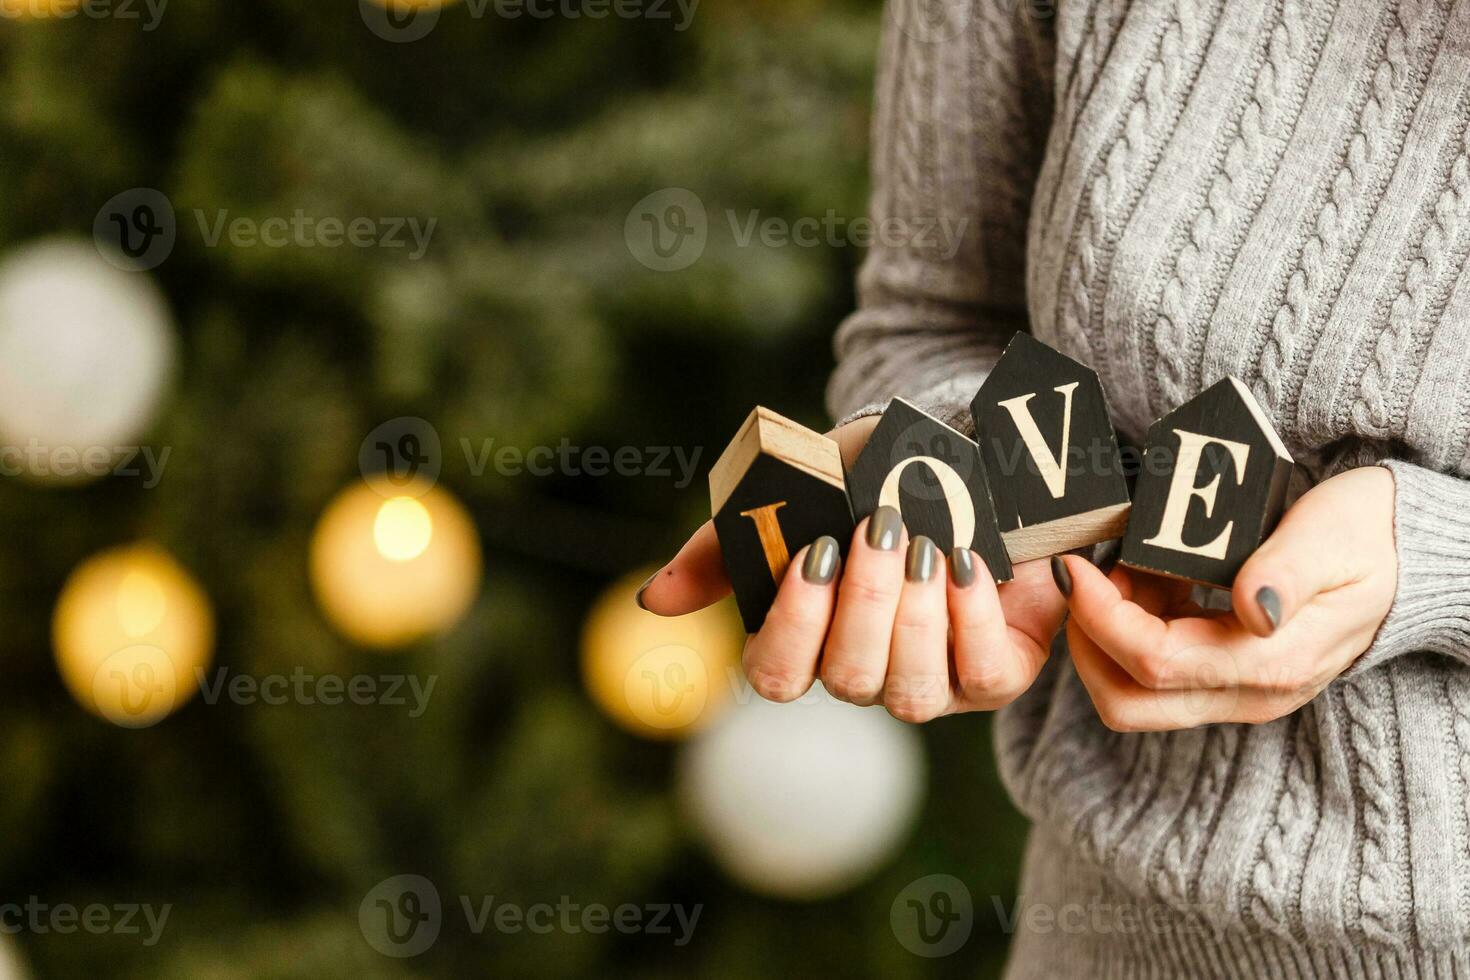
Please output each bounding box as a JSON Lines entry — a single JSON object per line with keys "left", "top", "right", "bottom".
{"left": 827, "top": 1, "right": 1470, "bottom": 975}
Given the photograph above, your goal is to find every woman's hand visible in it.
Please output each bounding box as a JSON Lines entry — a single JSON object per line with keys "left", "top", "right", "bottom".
{"left": 637, "top": 415, "right": 1068, "bottom": 721}
{"left": 1056, "top": 466, "right": 1399, "bottom": 732}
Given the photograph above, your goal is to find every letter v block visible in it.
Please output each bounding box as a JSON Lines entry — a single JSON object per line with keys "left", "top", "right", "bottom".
{"left": 971, "top": 333, "right": 1131, "bottom": 562}
{"left": 1120, "top": 376, "right": 1294, "bottom": 588}
{"left": 710, "top": 407, "right": 856, "bottom": 632}
{"left": 846, "top": 398, "right": 1012, "bottom": 582}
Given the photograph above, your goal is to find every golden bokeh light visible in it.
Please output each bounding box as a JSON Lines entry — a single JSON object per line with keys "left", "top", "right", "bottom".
{"left": 580, "top": 567, "right": 745, "bottom": 740}
{"left": 310, "top": 481, "right": 481, "bottom": 648}
{"left": 373, "top": 496, "right": 434, "bottom": 562}
{"left": 0, "top": 0, "right": 83, "bottom": 18}
{"left": 52, "top": 544, "right": 214, "bottom": 729}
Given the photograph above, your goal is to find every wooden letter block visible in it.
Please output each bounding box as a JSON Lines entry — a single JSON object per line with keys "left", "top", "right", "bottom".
{"left": 1120, "top": 376, "right": 1294, "bottom": 588}
{"left": 845, "top": 398, "right": 1012, "bottom": 582}
{"left": 971, "top": 333, "right": 1132, "bottom": 562}
{"left": 710, "top": 407, "right": 855, "bottom": 632}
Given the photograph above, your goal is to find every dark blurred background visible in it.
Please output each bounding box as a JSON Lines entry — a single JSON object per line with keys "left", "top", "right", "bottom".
{"left": 0, "top": 0, "right": 1028, "bottom": 975}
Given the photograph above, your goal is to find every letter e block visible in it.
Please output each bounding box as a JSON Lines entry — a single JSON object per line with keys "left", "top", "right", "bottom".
{"left": 846, "top": 398, "right": 1012, "bottom": 582}
{"left": 971, "top": 333, "right": 1131, "bottom": 562}
{"left": 710, "top": 408, "right": 856, "bottom": 632}
{"left": 1120, "top": 377, "right": 1294, "bottom": 588}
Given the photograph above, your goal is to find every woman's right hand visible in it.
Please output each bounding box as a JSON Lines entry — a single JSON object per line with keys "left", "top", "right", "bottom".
{"left": 637, "top": 416, "right": 1068, "bottom": 722}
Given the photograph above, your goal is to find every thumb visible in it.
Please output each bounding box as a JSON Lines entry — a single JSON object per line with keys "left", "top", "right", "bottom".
{"left": 637, "top": 520, "right": 732, "bottom": 616}
{"left": 1232, "top": 479, "right": 1362, "bottom": 638}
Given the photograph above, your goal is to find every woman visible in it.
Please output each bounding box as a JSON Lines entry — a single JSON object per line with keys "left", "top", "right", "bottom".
{"left": 641, "top": 0, "right": 1470, "bottom": 974}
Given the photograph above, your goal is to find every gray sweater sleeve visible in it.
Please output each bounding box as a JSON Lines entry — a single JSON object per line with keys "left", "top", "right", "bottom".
{"left": 826, "top": 3, "right": 1054, "bottom": 436}
{"left": 1355, "top": 459, "right": 1470, "bottom": 673}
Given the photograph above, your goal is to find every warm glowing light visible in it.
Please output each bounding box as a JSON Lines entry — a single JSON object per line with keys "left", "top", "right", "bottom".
{"left": 310, "top": 482, "right": 481, "bottom": 648}
{"left": 373, "top": 496, "right": 433, "bottom": 562}
{"left": 580, "top": 567, "right": 744, "bottom": 740}
{"left": 52, "top": 544, "right": 214, "bottom": 729}
{"left": 0, "top": 0, "right": 84, "bottom": 19}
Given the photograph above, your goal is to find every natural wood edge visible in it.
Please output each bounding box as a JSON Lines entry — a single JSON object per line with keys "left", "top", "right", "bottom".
{"left": 1001, "top": 502, "right": 1132, "bottom": 564}
{"left": 709, "top": 408, "right": 763, "bottom": 514}
{"left": 709, "top": 407, "right": 844, "bottom": 514}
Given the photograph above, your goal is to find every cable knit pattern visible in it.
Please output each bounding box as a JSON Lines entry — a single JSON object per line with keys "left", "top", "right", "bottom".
{"left": 828, "top": 1, "right": 1470, "bottom": 974}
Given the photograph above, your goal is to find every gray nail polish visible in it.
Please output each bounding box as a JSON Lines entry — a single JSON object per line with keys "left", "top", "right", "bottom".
{"left": 802, "top": 536, "right": 840, "bottom": 585}
{"left": 867, "top": 505, "right": 902, "bottom": 551}
{"left": 1256, "top": 586, "right": 1282, "bottom": 633}
{"left": 634, "top": 570, "right": 658, "bottom": 611}
{"left": 950, "top": 547, "right": 977, "bottom": 588}
{"left": 906, "top": 536, "right": 938, "bottom": 582}
{"left": 1050, "top": 555, "right": 1072, "bottom": 598}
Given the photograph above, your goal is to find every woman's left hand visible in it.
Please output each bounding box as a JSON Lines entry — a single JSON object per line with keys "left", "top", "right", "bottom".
{"left": 1056, "top": 466, "right": 1399, "bottom": 731}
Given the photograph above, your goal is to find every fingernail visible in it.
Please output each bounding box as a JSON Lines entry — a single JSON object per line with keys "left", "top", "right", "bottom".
{"left": 634, "top": 570, "right": 658, "bottom": 610}
{"left": 950, "top": 548, "right": 977, "bottom": 588}
{"left": 802, "top": 536, "right": 840, "bottom": 585}
{"left": 1256, "top": 586, "right": 1282, "bottom": 633}
{"left": 1095, "top": 539, "right": 1122, "bottom": 575}
{"left": 1050, "top": 555, "right": 1072, "bottom": 598}
{"left": 867, "top": 505, "right": 902, "bottom": 551}
{"left": 906, "top": 536, "right": 938, "bottom": 582}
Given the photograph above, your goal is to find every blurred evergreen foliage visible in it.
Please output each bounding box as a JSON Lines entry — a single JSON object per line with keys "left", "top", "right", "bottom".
{"left": 0, "top": 1, "right": 1028, "bottom": 976}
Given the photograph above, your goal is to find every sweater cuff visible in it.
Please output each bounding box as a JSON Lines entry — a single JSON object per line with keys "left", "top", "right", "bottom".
{"left": 832, "top": 372, "right": 988, "bottom": 437}
{"left": 1353, "top": 460, "right": 1470, "bottom": 672}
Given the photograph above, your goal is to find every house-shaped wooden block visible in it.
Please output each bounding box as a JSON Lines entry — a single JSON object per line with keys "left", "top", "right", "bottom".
{"left": 845, "top": 398, "right": 1012, "bottom": 582}
{"left": 1120, "top": 376, "right": 1294, "bottom": 588}
{"left": 710, "top": 408, "right": 856, "bottom": 632}
{"left": 970, "top": 333, "right": 1131, "bottom": 562}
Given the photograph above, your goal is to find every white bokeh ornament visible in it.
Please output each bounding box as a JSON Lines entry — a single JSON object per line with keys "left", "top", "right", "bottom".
{"left": 0, "top": 238, "right": 175, "bottom": 483}
{"left": 677, "top": 683, "right": 925, "bottom": 899}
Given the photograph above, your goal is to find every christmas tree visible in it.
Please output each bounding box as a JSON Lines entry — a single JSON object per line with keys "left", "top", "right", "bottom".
{"left": 0, "top": 1, "right": 1028, "bottom": 975}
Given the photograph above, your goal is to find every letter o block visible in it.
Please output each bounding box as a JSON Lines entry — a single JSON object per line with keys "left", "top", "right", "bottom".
{"left": 845, "top": 398, "right": 1012, "bottom": 582}
{"left": 710, "top": 408, "right": 855, "bottom": 632}
{"left": 1120, "top": 377, "right": 1294, "bottom": 588}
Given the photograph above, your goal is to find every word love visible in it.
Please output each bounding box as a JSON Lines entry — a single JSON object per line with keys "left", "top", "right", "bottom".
{"left": 710, "top": 334, "right": 1294, "bottom": 633}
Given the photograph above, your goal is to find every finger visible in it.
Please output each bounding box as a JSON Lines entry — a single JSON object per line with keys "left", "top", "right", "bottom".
{"left": 1061, "top": 555, "right": 1250, "bottom": 692}
{"left": 951, "top": 549, "right": 1047, "bottom": 710}
{"left": 743, "top": 538, "right": 841, "bottom": 703}
{"left": 822, "top": 506, "right": 907, "bottom": 705}
{"left": 995, "top": 557, "right": 1069, "bottom": 652}
{"left": 637, "top": 521, "right": 732, "bottom": 616}
{"left": 883, "top": 537, "right": 951, "bottom": 722}
{"left": 1066, "top": 617, "right": 1281, "bottom": 731}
